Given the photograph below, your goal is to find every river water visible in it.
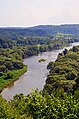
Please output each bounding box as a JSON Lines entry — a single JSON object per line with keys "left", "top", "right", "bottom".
{"left": 1, "top": 42, "right": 79, "bottom": 101}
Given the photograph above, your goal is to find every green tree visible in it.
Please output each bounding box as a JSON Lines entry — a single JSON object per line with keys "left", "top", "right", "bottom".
{"left": 6, "top": 71, "right": 13, "bottom": 79}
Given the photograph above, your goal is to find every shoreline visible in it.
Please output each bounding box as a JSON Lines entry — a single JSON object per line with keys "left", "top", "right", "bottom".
{"left": 0, "top": 46, "right": 65, "bottom": 95}
{"left": 1, "top": 41, "right": 79, "bottom": 95}
{"left": 0, "top": 65, "right": 27, "bottom": 93}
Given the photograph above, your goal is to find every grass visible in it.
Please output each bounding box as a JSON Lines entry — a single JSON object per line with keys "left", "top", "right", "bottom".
{"left": 0, "top": 65, "right": 27, "bottom": 92}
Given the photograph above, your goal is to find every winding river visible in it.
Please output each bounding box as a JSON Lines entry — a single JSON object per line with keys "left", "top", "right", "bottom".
{"left": 1, "top": 42, "right": 79, "bottom": 101}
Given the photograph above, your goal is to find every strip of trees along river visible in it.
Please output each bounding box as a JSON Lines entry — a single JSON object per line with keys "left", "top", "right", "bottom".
{"left": 2, "top": 42, "right": 79, "bottom": 100}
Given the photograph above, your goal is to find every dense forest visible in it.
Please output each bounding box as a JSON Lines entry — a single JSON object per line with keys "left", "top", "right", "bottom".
{"left": 1, "top": 25, "right": 79, "bottom": 118}
{"left": 1, "top": 45, "right": 79, "bottom": 118}
{"left": 1, "top": 24, "right": 79, "bottom": 38}
{"left": 45, "top": 46, "right": 79, "bottom": 94}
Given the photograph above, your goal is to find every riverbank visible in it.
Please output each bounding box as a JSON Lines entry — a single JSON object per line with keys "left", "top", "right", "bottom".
{"left": 0, "top": 44, "right": 67, "bottom": 94}
{"left": 2, "top": 42, "right": 79, "bottom": 100}
{"left": 0, "top": 65, "right": 27, "bottom": 93}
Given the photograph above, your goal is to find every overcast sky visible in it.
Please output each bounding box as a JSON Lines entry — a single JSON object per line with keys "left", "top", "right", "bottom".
{"left": 0, "top": 0, "right": 79, "bottom": 27}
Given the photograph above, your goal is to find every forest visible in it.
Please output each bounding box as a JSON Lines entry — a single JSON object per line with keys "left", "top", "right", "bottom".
{"left": 1, "top": 25, "right": 79, "bottom": 118}
{"left": 45, "top": 46, "right": 79, "bottom": 94}
{"left": 1, "top": 24, "right": 79, "bottom": 37}
{"left": 1, "top": 45, "right": 79, "bottom": 119}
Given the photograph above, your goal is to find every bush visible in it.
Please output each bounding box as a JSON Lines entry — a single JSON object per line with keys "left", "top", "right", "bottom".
{"left": 63, "top": 49, "right": 68, "bottom": 55}
{"left": 47, "top": 62, "right": 55, "bottom": 69}
{"left": 0, "top": 72, "right": 4, "bottom": 76}
{"left": 5, "top": 62, "right": 14, "bottom": 70}
{"left": 13, "top": 61, "right": 24, "bottom": 69}
{"left": 6, "top": 71, "right": 13, "bottom": 79}
{"left": 72, "top": 46, "right": 78, "bottom": 52}
{"left": 66, "top": 71, "right": 77, "bottom": 80}
{"left": 0, "top": 65, "right": 7, "bottom": 72}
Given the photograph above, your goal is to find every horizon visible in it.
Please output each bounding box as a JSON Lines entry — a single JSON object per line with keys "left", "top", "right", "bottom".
{"left": 0, "top": 0, "right": 79, "bottom": 27}
{"left": 0, "top": 23, "right": 79, "bottom": 28}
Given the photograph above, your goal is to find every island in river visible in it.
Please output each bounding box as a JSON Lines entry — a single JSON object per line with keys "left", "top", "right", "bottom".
{"left": 2, "top": 42, "right": 79, "bottom": 101}
{"left": 38, "top": 58, "right": 46, "bottom": 62}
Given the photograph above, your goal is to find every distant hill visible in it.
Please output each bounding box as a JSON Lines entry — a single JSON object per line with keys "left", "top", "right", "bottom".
{"left": 27, "top": 24, "right": 79, "bottom": 35}
{"left": 0, "top": 24, "right": 79, "bottom": 38}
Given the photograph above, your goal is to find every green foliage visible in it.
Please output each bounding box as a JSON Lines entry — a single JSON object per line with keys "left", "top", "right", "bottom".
{"left": 0, "top": 96, "right": 14, "bottom": 118}
{"left": 0, "top": 65, "right": 7, "bottom": 72}
{"left": 0, "top": 95, "right": 32, "bottom": 119}
{"left": 66, "top": 71, "right": 77, "bottom": 80}
{"left": 5, "top": 61, "right": 14, "bottom": 70}
{"left": 63, "top": 49, "right": 68, "bottom": 55}
{"left": 0, "top": 72, "right": 4, "bottom": 76}
{"left": 38, "top": 58, "right": 46, "bottom": 62}
{"left": 0, "top": 38, "right": 14, "bottom": 48}
{"left": 1, "top": 90, "right": 79, "bottom": 119}
{"left": 13, "top": 61, "right": 24, "bottom": 69}
{"left": 47, "top": 61, "right": 54, "bottom": 69}
{"left": 45, "top": 46, "right": 79, "bottom": 94}
{"left": 0, "top": 65, "right": 27, "bottom": 92}
{"left": 6, "top": 71, "right": 13, "bottom": 79}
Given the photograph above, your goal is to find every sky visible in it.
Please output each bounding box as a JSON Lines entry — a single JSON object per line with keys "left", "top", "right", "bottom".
{"left": 0, "top": 0, "right": 79, "bottom": 27}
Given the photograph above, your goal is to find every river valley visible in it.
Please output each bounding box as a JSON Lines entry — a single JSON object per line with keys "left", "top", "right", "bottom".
{"left": 2, "top": 42, "right": 79, "bottom": 101}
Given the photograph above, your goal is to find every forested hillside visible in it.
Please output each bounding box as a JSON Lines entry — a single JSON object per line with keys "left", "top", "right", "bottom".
{"left": 1, "top": 24, "right": 79, "bottom": 38}
{"left": 0, "top": 24, "right": 79, "bottom": 48}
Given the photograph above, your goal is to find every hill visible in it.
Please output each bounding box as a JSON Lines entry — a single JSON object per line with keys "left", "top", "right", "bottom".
{"left": 0, "top": 24, "right": 79, "bottom": 38}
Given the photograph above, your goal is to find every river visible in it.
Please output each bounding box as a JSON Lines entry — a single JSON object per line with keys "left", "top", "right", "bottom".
{"left": 1, "top": 42, "right": 79, "bottom": 101}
